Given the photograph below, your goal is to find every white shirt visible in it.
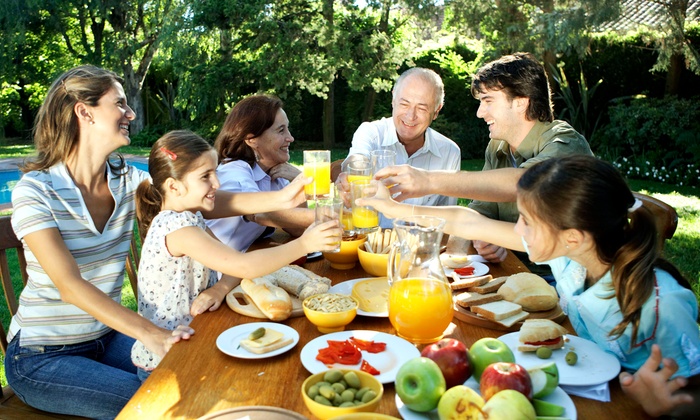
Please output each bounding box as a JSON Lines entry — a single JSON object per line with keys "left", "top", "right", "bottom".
{"left": 348, "top": 117, "right": 461, "bottom": 227}
{"left": 206, "top": 160, "right": 288, "bottom": 252}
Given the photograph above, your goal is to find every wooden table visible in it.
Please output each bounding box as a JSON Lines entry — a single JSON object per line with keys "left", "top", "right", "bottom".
{"left": 117, "top": 237, "right": 650, "bottom": 420}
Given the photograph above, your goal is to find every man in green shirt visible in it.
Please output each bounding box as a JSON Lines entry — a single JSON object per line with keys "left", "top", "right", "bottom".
{"left": 375, "top": 52, "right": 592, "bottom": 264}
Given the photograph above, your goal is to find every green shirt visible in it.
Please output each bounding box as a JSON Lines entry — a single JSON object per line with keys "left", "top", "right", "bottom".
{"left": 468, "top": 119, "right": 593, "bottom": 223}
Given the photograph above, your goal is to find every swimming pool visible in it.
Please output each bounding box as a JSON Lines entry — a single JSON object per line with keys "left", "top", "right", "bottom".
{"left": 0, "top": 161, "right": 148, "bottom": 208}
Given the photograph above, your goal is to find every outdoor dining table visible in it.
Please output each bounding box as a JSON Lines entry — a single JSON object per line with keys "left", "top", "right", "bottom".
{"left": 117, "top": 231, "right": 651, "bottom": 419}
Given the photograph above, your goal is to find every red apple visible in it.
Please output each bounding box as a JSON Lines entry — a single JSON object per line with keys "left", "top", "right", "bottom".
{"left": 479, "top": 362, "right": 533, "bottom": 401}
{"left": 421, "top": 338, "right": 472, "bottom": 388}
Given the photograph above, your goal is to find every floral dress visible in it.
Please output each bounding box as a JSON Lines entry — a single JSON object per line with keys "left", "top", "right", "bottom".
{"left": 131, "top": 210, "right": 218, "bottom": 370}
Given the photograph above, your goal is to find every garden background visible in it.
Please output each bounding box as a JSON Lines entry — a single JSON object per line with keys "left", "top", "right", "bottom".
{"left": 1, "top": 0, "right": 700, "bottom": 385}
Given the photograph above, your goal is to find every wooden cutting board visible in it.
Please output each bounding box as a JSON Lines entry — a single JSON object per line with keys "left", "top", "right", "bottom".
{"left": 453, "top": 299, "right": 566, "bottom": 332}
{"left": 225, "top": 285, "right": 304, "bottom": 319}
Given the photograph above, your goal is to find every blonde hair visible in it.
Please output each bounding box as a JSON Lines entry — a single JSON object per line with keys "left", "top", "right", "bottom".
{"left": 22, "top": 65, "right": 126, "bottom": 173}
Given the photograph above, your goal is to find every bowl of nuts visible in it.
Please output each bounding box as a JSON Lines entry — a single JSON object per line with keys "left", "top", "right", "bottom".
{"left": 302, "top": 293, "right": 358, "bottom": 333}
{"left": 301, "top": 369, "right": 383, "bottom": 420}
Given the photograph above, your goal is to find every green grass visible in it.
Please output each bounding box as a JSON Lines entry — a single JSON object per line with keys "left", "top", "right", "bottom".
{"left": 1, "top": 149, "right": 698, "bottom": 387}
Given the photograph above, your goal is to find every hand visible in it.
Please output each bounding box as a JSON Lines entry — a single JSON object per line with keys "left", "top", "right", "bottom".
{"left": 144, "top": 325, "right": 195, "bottom": 358}
{"left": 280, "top": 173, "right": 312, "bottom": 208}
{"left": 268, "top": 162, "right": 301, "bottom": 182}
{"left": 374, "top": 164, "right": 430, "bottom": 202}
{"left": 300, "top": 220, "right": 343, "bottom": 254}
{"left": 335, "top": 172, "right": 352, "bottom": 208}
{"left": 473, "top": 240, "right": 507, "bottom": 263}
{"left": 191, "top": 287, "right": 226, "bottom": 316}
{"left": 620, "top": 344, "right": 693, "bottom": 417}
{"left": 354, "top": 181, "right": 395, "bottom": 216}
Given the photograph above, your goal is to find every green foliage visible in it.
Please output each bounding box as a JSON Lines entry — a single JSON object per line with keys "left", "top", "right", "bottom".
{"left": 551, "top": 64, "right": 603, "bottom": 142}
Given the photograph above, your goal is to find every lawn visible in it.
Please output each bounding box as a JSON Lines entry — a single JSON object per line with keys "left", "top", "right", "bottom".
{"left": 1, "top": 145, "right": 699, "bottom": 387}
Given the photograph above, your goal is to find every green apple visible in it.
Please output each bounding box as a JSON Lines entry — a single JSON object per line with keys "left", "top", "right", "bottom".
{"left": 532, "top": 399, "right": 566, "bottom": 417}
{"left": 528, "top": 362, "right": 559, "bottom": 398}
{"left": 437, "top": 385, "right": 484, "bottom": 420}
{"left": 468, "top": 337, "right": 515, "bottom": 382}
{"left": 395, "top": 357, "right": 446, "bottom": 412}
{"left": 479, "top": 389, "right": 537, "bottom": 420}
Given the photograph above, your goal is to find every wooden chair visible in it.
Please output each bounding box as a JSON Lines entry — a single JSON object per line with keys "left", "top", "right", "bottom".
{"left": 0, "top": 215, "right": 138, "bottom": 419}
{"left": 331, "top": 158, "right": 344, "bottom": 182}
{"left": 633, "top": 191, "right": 679, "bottom": 250}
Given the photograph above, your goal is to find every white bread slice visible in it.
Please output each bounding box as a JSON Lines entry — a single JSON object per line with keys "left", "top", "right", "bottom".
{"left": 493, "top": 311, "right": 529, "bottom": 328}
{"left": 454, "top": 291, "right": 503, "bottom": 308}
{"left": 468, "top": 276, "right": 508, "bottom": 294}
{"left": 450, "top": 274, "right": 493, "bottom": 291}
{"left": 471, "top": 300, "right": 523, "bottom": 321}
{"left": 239, "top": 329, "right": 294, "bottom": 354}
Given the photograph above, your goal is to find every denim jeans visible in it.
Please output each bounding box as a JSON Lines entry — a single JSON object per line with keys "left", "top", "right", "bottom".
{"left": 4, "top": 329, "right": 141, "bottom": 420}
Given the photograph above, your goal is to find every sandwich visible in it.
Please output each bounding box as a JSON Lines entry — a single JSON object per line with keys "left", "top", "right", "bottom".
{"left": 517, "top": 319, "right": 569, "bottom": 352}
{"left": 239, "top": 327, "right": 294, "bottom": 354}
{"left": 497, "top": 272, "right": 558, "bottom": 312}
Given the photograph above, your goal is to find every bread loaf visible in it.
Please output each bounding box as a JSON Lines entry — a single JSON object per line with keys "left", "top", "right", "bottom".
{"left": 256, "top": 265, "right": 331, "bottom": 301}
{"left": 497, "top": 272, "right": 558, "bottom": 312}
{"left": 240, "top": 278, "right": 292, "bottom": 321}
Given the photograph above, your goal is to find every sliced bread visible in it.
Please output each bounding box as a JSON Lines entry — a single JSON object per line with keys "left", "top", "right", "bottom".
{"left": 471, "top": 300, "right": 523, "bottom": 321}
{"left": 493, "top": 311, "right": 529, "bottom": 328}
{"left": 450, "top": 274, "right": 493, "bottom": 291}
{"left": 454, "top": 291, "right": 503, "bottom": 308}
{"left": 468, "top": 276, "right": 508, "bottom": 294}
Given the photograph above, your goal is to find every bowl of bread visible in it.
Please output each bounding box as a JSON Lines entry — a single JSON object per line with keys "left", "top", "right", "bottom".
{"left": 301, "top": 369, "right": 383, "bottom": 420}
{"left": 303, "top": 293, "right": 359, "bottom": 333}
{"left": 358, "top": 228, "right": 394, "bottom": 277}
{"left": 452, "top": 272, "right": 564, "bottom": 331}
{"left": 323, "top": 234, "right": 367, "bottom": 270}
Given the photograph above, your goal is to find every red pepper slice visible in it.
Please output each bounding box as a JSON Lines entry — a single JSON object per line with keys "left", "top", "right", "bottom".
{"left": 316, "top": 340, "right": 362, "bottom": 365}
{"left": 524, "top": 337, "right": 562, "bottom": 346}
{"left": 349, "top": 337, "right": 387, "bottom": 353}
{"left": 454, "top": 266, "right": 475, "bottom": 276}
{"left": 360, "top": 359, "right": 380, "bottom": 375}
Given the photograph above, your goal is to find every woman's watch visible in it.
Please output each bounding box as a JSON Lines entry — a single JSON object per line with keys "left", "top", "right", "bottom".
{"left": 243, "top": 214, "right": 256, "bottom": 223}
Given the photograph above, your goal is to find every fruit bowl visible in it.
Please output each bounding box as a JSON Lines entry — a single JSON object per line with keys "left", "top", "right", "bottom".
{"left": 301, "top": 369, "right": 383, "bottom": 420}
{"left": 302, "top": 293, "right": 358, "bottom": 333}
{"left": 357, "top": 247, "right": 389, "bottom": 277}
{"left": 323, "top": 235, "right": 367, "bottom": 270}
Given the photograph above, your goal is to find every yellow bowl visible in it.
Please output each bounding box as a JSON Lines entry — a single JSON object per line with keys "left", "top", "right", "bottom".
{"left": 301, "top": 370, "right": 383, "bottom": 420}
{"left": 323, "top": 235, "right": 367, "bottom": 270}
{"left": 303, "top": 294, "right": 358, "bottom": 333}
{"left": 357, "top": 248, "right": 389, "bottom": 277}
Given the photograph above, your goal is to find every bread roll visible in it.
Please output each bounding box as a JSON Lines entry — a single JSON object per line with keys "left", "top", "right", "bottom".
{"left": 240, "top": 278, "right": 292, "bottom": 321}
{"left": 497, "top": 272, "right": 558, "bottom": 312}
{"left": 255, "top": 266, "right": 331, "bottom": 301}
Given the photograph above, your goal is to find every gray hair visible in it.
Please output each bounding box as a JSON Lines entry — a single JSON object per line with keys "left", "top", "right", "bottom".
{"left": 392, "top": 68, "right": 444, "bottom": 113}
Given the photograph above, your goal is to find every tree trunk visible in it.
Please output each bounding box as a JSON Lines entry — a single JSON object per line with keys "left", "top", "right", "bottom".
{"left": 362, "top": 88, "right": 377, "bottom": 122}
{"left": 665, "top": 53, "right": 684, "bottom": 96}
{"left": 323, "top": 81, "right": 335, "bottom": 149}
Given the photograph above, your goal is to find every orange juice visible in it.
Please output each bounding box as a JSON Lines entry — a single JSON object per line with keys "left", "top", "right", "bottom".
{"left": 388, "top": 278, "right": 453, "bottom": 343}
{"left": 352, "top": 207, "right": 378, "bottom": 229}
{"left": 303, "top": 162, "right": 331, "bottom": 197}
{"left": 347, "top": 174, "right": 371, "bottom": 184}
{"left": 341, "top": 209, "right": 354, "bottom": 231}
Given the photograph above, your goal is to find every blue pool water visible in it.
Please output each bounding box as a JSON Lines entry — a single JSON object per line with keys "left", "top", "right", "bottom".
{"left": 0, "top": 161, "right": 148, "bottom": 207}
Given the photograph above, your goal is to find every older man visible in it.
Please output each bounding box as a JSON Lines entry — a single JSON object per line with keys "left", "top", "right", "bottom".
{"left": 339, "top": 67, "right": 461, "bottom": 227}
{"left": 376, "top": 53, "right": 592, "bottom": 262}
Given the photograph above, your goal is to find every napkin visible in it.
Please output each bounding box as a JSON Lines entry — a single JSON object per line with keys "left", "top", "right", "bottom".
{"left": 561, "top": 382, "right": 610, "bottom": 402}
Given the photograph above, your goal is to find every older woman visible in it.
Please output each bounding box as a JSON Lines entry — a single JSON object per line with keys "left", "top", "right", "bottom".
{"left": 207, "top": 95, "right": 314, "bottom": 252}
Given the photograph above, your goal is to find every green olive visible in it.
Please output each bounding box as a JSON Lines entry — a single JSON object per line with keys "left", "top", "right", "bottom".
{"left": 339, "top": 401, "right": 356, "bottom": 408}
{"left": 331, "top": 382, "right": 346, "bottom": 394}
{"left": 307, "top": 384, "right": 320, "bottom": 399}
{"left": 343, "top": 371, "right": 361, "bottom": 389}
{"left": 340, "top": 389, "right": 355, "bottom": 403}
{"left": 361, "top": 390, "right": 377, "bottom": 403}
{"left": 313, "top": 395, "right": 332, "bottom": 406}
{"left": 323, "top": 369, "right": 344, "bottom": 383}
{"left": 318, "top": 385, "right": 336, "bottom": 400}
{"left": 566, "top": 351, "right": 578, "bottom": 365}
{"left": 536, "top": 347, "right": 553, "bottom": 359}
{"left": 247, "top": 327, "right": 265, "bottom": 340}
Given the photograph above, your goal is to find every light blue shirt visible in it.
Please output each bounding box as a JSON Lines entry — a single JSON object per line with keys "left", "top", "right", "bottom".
{"left": 548, "top": 256, "right": 700, "bottom": 377}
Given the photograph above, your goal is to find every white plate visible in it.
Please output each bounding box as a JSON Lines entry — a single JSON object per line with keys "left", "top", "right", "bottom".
{"left": 443, "top": 261, "right": 489, "bottom": 278}
{"left": 300, "top": 330, "right": 420, "bottom": 384}
{"left": 499, "top": 332, "right": 621, "bottom": 386}
{"left": 328, "top": 278, "right": 389, "bottom": 317}
{"left": 216, "top": 322, "right": 299, "bottom": 359}
{"left": 395, "top": 378, "right": 577, "bottom": 420}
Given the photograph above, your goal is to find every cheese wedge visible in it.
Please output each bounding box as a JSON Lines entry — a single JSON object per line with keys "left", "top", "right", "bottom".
{"left": 352, "top": 278, "right": 390, "bottom": 313}
{"left": 239, "top": 328, "right": 293, "bottom": 354}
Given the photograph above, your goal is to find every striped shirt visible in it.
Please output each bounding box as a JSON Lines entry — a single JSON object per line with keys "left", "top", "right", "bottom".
{"left": 9, "top": 162, "right": 149, "bottom": 346}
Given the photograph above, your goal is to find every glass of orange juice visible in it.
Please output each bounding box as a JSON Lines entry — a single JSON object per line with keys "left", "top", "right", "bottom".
{"left": 350, "top": 179, "right": 379, "bottom": 232}
{"left": 346, "top": 160, "right": 371, "bottom": 184}
{"left": 303, "top": 150, "right": 331, "bottom": 200}
{"left": 387, "top": 216, "right": 452, "bottom": 343}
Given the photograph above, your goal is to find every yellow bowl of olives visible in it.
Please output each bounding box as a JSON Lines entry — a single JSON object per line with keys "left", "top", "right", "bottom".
{"left": 301, "top": 369, "right": 383, "bottom": 420}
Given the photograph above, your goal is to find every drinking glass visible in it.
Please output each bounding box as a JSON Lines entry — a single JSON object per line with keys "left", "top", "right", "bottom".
{"left": 350, "top": 179, "right": 379, "bottom": 232}
{"left": 346, "top": 160, "right": 372, "bottom": 184}
{"left": 303, "top": 150, "right": 331, "bottom": 199}
{"left": 370, "top": 149, "right": 396, "bottom": 176}
{"left": 315, "top": 197, "right": 342, "bottom": 253}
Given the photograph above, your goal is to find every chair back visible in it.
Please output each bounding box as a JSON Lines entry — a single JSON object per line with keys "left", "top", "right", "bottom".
{"left": 0, "top": 216, "right": 26, "bottom": 354}
{"left": 633, "top": 192, "right": 678, "bottom": 249}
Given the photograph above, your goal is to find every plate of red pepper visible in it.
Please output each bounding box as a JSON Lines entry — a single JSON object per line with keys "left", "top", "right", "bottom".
{"left": 300, "top": 330, "right": 420, "bottom": 384}
{"left": 443, "top": 261, "right": 489, "bottom": 278}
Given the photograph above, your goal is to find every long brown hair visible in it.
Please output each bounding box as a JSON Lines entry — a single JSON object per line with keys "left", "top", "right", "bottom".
{"left": 136, "top": 130, "right": 213, "bottom": 236}
{"left": 517, "top": 155, "right": 692, "bottom": 346}
{"left": 214, "top": 94, "right": 283, "bottom": 167}
{"left": 22, "top": 65, "right": 126, "bottom": 173}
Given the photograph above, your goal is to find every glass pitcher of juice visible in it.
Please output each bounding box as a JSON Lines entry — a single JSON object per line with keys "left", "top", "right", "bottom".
{"left": 388, "top": 216, "right": 453, "bottom": 344}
